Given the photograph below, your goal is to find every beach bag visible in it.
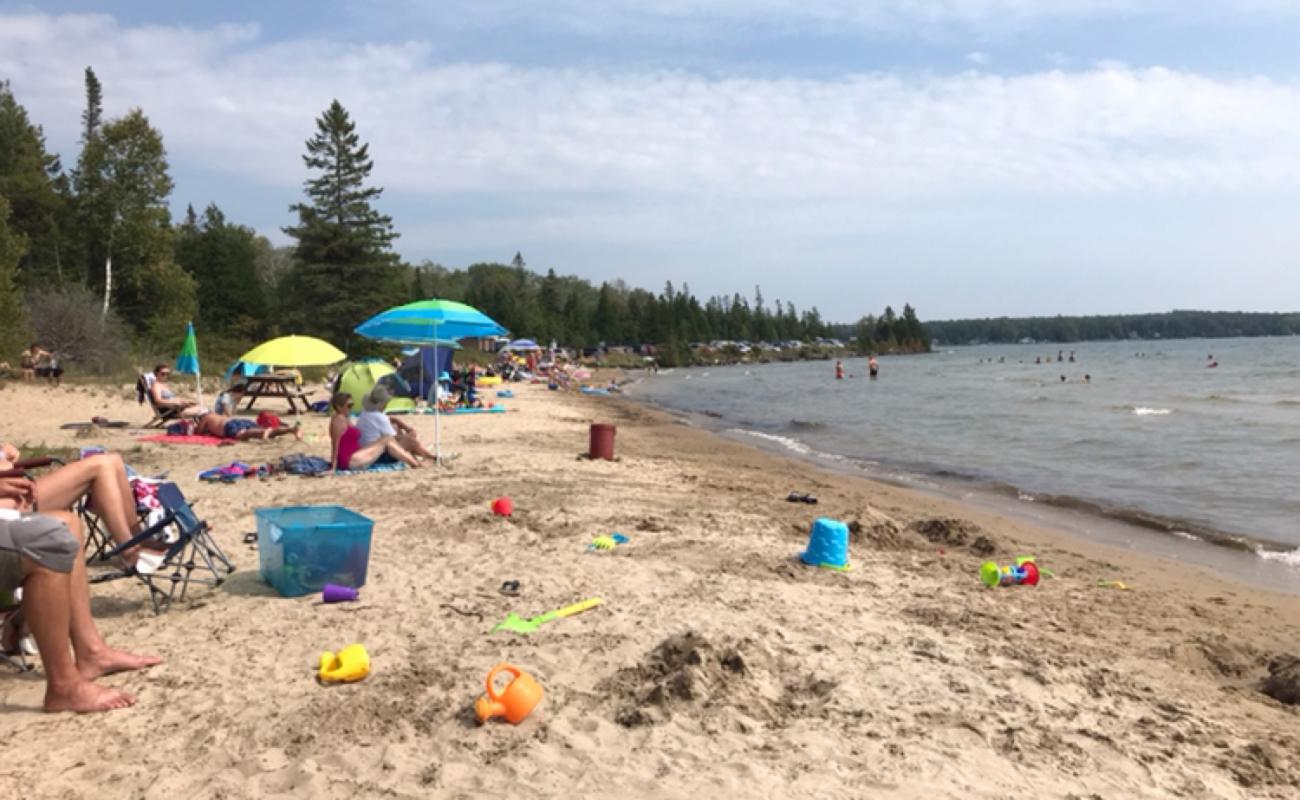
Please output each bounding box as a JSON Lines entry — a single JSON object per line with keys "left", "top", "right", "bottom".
{"left": 256, "top": 411, "right": 283, "bottom": 429}
{"left": 278, "top": 453, "right": 330, "bottom": 476}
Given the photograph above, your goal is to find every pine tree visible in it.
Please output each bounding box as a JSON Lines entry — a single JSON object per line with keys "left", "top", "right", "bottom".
{"left": 0, "top": 198, "right": 32, "bottom": 359}
{"left": 81, "top": 67, "right": 103, "bottom": 143}
{"left": 283, "top": 100, "right": 403, "bottom": 343}
{"left": 0, "top": 81, "right": 65, "bottom": 285}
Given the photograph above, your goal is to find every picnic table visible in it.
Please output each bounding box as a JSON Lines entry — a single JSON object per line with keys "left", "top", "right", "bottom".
{"left": 240, "top": 373, "right": 314, "bottom": 414}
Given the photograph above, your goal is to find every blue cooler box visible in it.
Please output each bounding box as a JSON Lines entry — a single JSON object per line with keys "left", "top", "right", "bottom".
{"left": 255, "top": 505, "right": 374, "bottom": 597}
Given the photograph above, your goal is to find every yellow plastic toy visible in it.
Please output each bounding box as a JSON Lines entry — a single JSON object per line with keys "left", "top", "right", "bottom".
{"left": 319, "top": 643, "right": 371, "bottom": 683}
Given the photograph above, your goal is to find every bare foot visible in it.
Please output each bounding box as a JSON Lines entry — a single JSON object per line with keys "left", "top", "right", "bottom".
{"left": 45, "top": 681, "right": 136, "bottom": 713}
{"left": 78, "top": 646, "right": 163, "bottom": 680}
{"left": 261, "top": 428, "right": 272, "bottom": 440}
{"left": 293, "top": 425, "right": 303, "bottom": 441}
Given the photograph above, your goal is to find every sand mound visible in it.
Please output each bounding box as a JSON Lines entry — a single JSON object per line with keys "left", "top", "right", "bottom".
{"left": 908, "top": 517, "right": 997, "bottom": 554}
{"left": 600, "top": 631, "right": 835, "bottom": 730}
{"left": 1261, "top": 654, "right": 1300, "bottom": 705}
{"left": 846, "top": 507, "right": 904, "bottom": 548}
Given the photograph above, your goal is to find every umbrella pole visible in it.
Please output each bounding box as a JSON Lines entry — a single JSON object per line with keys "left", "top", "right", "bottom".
{"left": 433, "top": 338, "right": 441, "bottom": 464}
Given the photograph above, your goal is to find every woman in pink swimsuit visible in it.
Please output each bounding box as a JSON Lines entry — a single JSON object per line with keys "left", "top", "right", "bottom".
{"left": 328, "top": 393, "right": 420, "bottom": 472}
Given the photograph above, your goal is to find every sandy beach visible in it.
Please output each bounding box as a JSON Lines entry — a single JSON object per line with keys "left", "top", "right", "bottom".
{"left": 2, "top": 378, "right": 1299, "bottom": 799}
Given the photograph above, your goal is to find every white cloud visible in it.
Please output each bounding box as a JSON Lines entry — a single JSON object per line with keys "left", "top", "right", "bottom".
{"left": 5, "top": 12, "right": 1298, "bottom": 203}
{"left": 369, "top": 0, "right": 1300, "bottom": 36}
{"left": 966, "top": 51, "right": 989, "bottom": 66}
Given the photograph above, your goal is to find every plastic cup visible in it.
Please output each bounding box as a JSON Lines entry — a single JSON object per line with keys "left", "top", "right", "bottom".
{"left": 322, "top": 584, "right": 359, "bottom": 603}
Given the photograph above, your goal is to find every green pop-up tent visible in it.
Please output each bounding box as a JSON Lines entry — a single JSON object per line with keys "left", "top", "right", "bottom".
{"left": 334, "top": 360, "right": 415, "bottom": 414}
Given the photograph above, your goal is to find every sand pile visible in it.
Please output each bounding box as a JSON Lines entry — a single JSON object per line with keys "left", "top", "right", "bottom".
{"left": 601, "top": 631, "right": 835, "bottom": 731}
{"left": 1261, "top": 654, "right": 1300, "bottom": 705}
{"left": 908, "top": 516, "right": 998, "bottom": 555}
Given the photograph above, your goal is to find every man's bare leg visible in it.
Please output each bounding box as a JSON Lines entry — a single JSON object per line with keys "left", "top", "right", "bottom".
{"left": 21, "top": 555, "right": 135, "bottom": 713}
{"left": 43, "top": 512, "right": 160, "bottom": 679}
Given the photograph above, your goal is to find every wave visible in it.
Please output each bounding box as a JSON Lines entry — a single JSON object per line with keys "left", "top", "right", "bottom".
{"left": 1257, "top": 547, "right": 1300, "bottom": 568}
{"left": 1274, "top": 399, "right": 1300, "bottom": 407}
{"left": 1132, "top": 407, "right": 1173, "bottom": 416}
{"left": 730, "top": 429, "right": 814, "bottom": 457}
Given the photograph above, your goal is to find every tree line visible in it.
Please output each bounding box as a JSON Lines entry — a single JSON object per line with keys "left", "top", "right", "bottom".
{"left": 0, "top": 70, "right": 929, "bottom": 373}
{"left": 925, "top": 310, "right": 1300, "bottom": 346}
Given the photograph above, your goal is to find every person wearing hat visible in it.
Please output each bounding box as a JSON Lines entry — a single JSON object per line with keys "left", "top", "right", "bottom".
{"left": 431, "top": 371, "right": 455, "bottom": 406}
{"left": 356, "top": 384, "right": 438, "bottom": 462}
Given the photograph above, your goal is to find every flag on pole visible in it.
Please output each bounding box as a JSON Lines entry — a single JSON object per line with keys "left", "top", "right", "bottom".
{"left": 174, "top": 321, "right": 203, "bottom": 406}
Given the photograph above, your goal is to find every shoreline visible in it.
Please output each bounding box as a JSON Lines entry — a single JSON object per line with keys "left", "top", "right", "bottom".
{"left": 622, "top": 374, "right": 1300, "bottom": 595}
{"left": 3, "top": 380, "right": 1299, "bottom": 797}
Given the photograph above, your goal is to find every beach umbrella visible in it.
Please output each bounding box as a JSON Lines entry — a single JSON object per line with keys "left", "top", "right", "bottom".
{"left": 355, "top": 299, "right": 507, "bottom": 461}
{"left": 174, "top": 321, "right": 203, "bottom": 406}
{"left": 238, "top": 335, "right": 347, "bottom": 368}
{"left": 504, "top": 338, "right": 541, "bottom": 351}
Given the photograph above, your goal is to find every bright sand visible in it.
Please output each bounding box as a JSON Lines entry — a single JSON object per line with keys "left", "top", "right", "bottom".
{"left": 2, "top": 379, "right": 1298, "bottom": 798}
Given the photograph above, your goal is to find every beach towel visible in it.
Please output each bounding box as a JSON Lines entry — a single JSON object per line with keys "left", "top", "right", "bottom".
{"left": 424, "top": 406, "right": 507, "bottom": 415}
{"left": 198, "top": 461, "right": 262, "bottom": 482}
{"left": 139, "top": 434, "right": 231, "bottom": 447}
{"left": 335, "top": 461, "right": 407, "bottom": 476}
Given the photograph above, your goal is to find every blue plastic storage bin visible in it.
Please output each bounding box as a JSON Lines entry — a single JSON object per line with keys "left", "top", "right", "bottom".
{"left": 255, "top": 505, "right": 373, "bottom": 597}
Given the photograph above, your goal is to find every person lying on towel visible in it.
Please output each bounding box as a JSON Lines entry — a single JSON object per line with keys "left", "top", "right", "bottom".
{"left": 189, "top": 412, "right": 302, "bottom": 442}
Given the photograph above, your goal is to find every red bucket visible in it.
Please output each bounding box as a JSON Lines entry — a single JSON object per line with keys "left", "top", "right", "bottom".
{"left": 589, "top": 423, "right": 616, "bottom": 461}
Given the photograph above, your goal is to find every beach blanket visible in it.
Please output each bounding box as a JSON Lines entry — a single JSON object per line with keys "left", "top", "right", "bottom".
{"left": 580, "top": 387, "right": 610, "bottom": 396}
{"left": 424, "top": 406, "right": 507, "bottom": 415}
{"left": 139, "top": 434, "right": 231, "bottom": 446}
{"left": 335, "top": 461, "right": 407, "bottom": 476}
{"left": 198, "top": 461, "right": 262, "bottom": 482}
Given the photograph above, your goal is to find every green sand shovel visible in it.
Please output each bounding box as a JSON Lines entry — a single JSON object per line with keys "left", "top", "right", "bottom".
{"left": 491, "top": 597, "right": 603, "bottom": 635}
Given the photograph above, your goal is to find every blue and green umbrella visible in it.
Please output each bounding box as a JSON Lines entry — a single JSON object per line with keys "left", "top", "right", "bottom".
{"left": 354, "top": 299, "right": 507, "bottom": 461}
{"left": 174, "top": 321, "right": 203, "bottom": 404}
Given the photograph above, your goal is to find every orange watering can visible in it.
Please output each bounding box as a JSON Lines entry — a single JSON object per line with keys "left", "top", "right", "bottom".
{"left": 474, "top": 663, "right": 543, "bottom": 725}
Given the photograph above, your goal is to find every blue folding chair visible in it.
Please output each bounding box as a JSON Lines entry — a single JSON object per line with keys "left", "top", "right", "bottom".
{"left": 92, "top": 482, "right": 234, "bottom": 613}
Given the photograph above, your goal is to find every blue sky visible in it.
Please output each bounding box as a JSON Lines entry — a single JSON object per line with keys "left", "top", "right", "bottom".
{"left": 3, "top": 2, "right": 1300, "bottom": 321}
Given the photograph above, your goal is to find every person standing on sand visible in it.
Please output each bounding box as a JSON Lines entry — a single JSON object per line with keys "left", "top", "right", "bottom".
{"left": 868, "top": 355, "right": 879, "bottom": 379}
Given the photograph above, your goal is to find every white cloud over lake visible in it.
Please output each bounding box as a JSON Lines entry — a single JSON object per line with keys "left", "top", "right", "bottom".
{"left": 3, "top": 9, "right": 1300, "bottom": 317}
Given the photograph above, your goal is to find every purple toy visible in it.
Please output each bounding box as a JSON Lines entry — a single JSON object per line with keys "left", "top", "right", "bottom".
{"left": 322, "top": 584, "right": 359, "bottom": 603}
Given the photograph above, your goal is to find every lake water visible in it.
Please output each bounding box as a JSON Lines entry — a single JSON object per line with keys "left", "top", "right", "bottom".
{"left": 627, "top": 336, "right": 1300, "bottom": 576}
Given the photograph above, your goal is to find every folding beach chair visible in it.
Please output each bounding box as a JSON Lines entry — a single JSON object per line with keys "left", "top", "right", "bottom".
{"left": 137, "top": 373, "right": 181, "bottom": 429}
{"left": 92, "top": 482, "right": 235, "bottom": 613}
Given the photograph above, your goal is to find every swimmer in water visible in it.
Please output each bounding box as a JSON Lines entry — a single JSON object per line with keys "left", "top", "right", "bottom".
{"left": 834, "top": 360, "right": 844, "bottom": 380}
{"left": 868, "top": 355, "right": 879, "bottom": 379}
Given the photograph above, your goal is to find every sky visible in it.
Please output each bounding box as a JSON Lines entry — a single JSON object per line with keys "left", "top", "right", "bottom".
{"left": 2, "top": 2, "right": 1300, "bottom": 321}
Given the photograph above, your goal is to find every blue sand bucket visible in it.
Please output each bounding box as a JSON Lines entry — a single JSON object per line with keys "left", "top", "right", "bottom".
{"left": 800, "top": 518, "right": 850, "bottom": 571}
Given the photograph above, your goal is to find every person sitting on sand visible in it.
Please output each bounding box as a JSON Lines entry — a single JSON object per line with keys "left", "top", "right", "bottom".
{"left": 190, "top": 411, "right": 301, "bottom": 442}
{"left": 328, "top": 392, "right": 421, "bottom": 472}
{"left": 148, "top": 365, "right": 204, "bottom": 417}
{"left": 19, "top": 343, "right": 45, "bottom": 381}
{"left": 357, "top": 385, "right": 438, "bottom": 460}
{"left": 0, "top": 496, "right": 160, "bottom": 712}
{"left": 0, "top": 443, "right": 154, "bottom": 570}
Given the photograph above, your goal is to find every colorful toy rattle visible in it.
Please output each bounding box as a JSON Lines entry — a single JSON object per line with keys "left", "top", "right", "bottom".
{"left": 979, "top": 556, "right": 1041, "bottom": 588}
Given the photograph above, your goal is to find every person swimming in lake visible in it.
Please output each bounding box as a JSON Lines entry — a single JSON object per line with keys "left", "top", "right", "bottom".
{"left": 834, "top": 360, "right": 844, "bottom": 380}
{"left": 1207, "top": 355, "right": 1218, "bottom": 368}
{"left": 868, "top": 355, "right": 879, "bottom": 379}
